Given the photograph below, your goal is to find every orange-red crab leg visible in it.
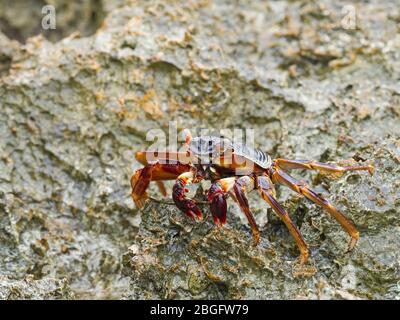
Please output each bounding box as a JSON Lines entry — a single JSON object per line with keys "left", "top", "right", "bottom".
{"left": 257, "top": 174, "right": 309, "bottom": 264}
{"left": 271, "top": 167, "right": 359, "bottom": 252}
{"left": 232, "top": 176, "right": 261, "bottom": 246}
{"left": 207, "top": 176, "right": 261, "bottom": 246}
{"left": 172, "top": 171, "right": 203, "bottom": 221}
{"left": 275, "top": 159, "right": 374, "bottom": 176}
{"left": 131, "top": 162, "right": 191, "bottom": 209}
{"left": 134, "top": 150, "right": 193, "bottom": 199}
{"left": 135, "top": 151, "right": 193, "bottom": 166}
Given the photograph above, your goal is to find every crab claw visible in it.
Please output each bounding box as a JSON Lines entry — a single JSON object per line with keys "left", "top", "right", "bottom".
{"left": 172, "top": 173, "right": 203, "bottom": 221}
{"left": 176, "top": 199, "right": 203, "bottom": 221}
{"left": 207, "top": 184, "right": 227, "bottom": 226}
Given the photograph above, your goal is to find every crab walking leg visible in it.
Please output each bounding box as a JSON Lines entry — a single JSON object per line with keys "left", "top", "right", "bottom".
{"left": 232, "top": 176, "right": 261, "bottom": 246}
{"left": 207, "top": 177, "right": 261, "bottom": 246}
{"left": 135, "top": 151, "right": 194, "bottom": 196}
{"left": 172, "top": 171, "right": 203, "bottom": 220}
{"left": 155, "top": 181, "right": 168, "bottom": 197}
{"left": 257, "top": 175, "right": 309, "bottom": 264}
{"left": 131, "top": 162, "right": 191, "bottom": 209}
{"left": 272, "top": 168, "right": 359, "bottom": 251}
{"left": 135, "top": 151, "right": 193, "bottom": 166}
{"left": 275, "top": 159, "right": 374, "bottom": 176}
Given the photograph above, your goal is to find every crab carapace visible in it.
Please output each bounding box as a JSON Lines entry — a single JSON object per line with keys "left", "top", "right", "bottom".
{"left": 131, "top": 132, "right": 374, "bottom": 263}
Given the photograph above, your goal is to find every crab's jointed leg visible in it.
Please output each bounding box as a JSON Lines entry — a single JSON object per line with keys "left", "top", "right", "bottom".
{"left": 271, "top": 167, "right": 359, "bottom": 252}
{"left": 131, "top": 162, "right": 191, "bottom": 209}
{"left": 173, "top": 171, "right": 203, "bottom": 220}
{"left": 232, "top": 176, "right": 261, "bottom": 246}
{"left": 207, "top": 176, "right": 261, "bottom": 246}
{"left": 257, "top": 174, "right": 309, "bottom": 264}
{"left": 275, "top": 159, "right": 374, "bottom": 176}
{"left": 135, "top": 151, "right": 193, "bottom": 166}
{"left": 155, "top": 181, "right": 167, "bottom": 197}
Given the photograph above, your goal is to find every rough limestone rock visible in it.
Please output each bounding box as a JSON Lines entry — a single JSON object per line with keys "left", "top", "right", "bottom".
{"left": 0, "top": 0, "right": 399, "bottom": 299}
{"left": 0, "top": 275, "right": 74, "bottom": 299}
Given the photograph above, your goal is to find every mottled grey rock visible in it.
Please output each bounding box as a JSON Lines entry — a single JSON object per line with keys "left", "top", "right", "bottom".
{"left": 0, "top": 275, "right": 74, "bottom": 299}
{"left": 0, "top": 0, "right": 399, "bottom": 299}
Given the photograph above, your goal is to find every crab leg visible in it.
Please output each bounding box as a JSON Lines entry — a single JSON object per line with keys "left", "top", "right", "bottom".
{"left": 232, "top": 176, "right": 261, "bottom": 246}
{"left": 207, "top": 176, "right": 261, "bottom": 246}
{"left": 257, "top": 175, "right": 309, "bottom": 264}
{"left": 135, "top": 151, "right": 193, "bottom": 166}
{"left": 132, "top": 150, "right": 193, "bottom": 204}
{"left": 131, "top": 162, "right": 191, "bottom": 209}
{"left": 275, "top": 158, "right": 374, "bottom": 176}
{"left": 173, "top": 171, "right": 203, "bottom": 220}
{"left": 136, "top": 151, "right": 194, "bottom": 196}
{"left": 271, "top": 167, "right": 359, "bottom": 252}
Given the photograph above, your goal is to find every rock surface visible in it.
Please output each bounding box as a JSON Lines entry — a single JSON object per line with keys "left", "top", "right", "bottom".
{"left": 0, "top": 0, "right": 399, "bottom": 299}
{"left": 0, "top": 275, "right": 74, "bottom": 299}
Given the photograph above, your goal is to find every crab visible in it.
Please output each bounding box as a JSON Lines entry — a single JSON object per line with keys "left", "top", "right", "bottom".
{"left": 130, "top": 132, "right": 374, "bottom": 263}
